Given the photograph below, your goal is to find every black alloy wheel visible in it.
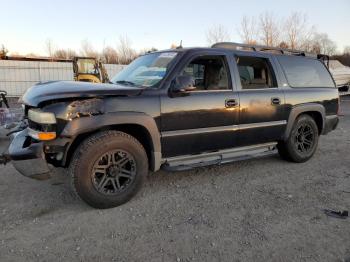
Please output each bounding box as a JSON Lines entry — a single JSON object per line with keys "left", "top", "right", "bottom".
{"left": 92, "top": 150, "right": 137, "bottom": 195}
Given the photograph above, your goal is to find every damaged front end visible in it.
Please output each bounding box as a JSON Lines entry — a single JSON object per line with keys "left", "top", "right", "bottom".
{"left": 8, "top": 128, "right": 51, "bottom": 180}
{"left": 66, "top": 98, "right": 104, "bottom": 120}
{"left": 0, "top": 116, "right": 52, "bottom": 179}
{"left": 0, "top": 120, "right": 27, "bottom": 165}
{"left": 2, "top": 98, "right": 105, "bottom": 180}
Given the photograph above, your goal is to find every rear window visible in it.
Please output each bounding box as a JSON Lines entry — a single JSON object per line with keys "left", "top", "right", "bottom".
{"left": 278, "top": 56, "right": 335, "bottom": 88}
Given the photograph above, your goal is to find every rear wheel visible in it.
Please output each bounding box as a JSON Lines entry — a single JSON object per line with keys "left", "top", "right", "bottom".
{"left": 69, "top": 131, "right": 148, "bottom": 209}
{"left": 277, "top": 114, "right": 319, "bottom": 163}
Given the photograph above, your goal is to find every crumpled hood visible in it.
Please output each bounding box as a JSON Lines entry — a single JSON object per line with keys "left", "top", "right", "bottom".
{"left": 21, "top": 81, "right": 144, "bottom": 107}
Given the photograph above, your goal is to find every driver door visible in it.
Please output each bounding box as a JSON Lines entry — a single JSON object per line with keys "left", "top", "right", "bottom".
{"left": 160, "top": 52, "right": 240, "bottom": 158}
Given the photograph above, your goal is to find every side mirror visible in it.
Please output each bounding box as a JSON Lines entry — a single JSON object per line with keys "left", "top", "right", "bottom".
{"left": 171, "top": 75, "right": 196, "bottom": 93}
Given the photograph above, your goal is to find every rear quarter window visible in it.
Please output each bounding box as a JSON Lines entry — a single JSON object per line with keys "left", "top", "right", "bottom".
{"left": 277, "top": 56, "right": 335, "bottom": 88}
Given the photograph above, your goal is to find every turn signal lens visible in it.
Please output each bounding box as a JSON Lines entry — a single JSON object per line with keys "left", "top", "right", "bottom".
{"left": 28, "top": 128, "right": 56, "bottom": 141}
{"left": 37, "top": 132, "right": 56, "bottom": 141}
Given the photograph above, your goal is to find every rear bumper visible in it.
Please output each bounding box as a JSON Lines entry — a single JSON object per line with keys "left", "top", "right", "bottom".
{"left": 8, "top": 128, "right": 51, "bottom": 180}
{"left": 322, "top": 115, "right": 339, "bottom": 135}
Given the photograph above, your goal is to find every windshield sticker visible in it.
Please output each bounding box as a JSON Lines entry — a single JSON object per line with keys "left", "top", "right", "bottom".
{"left": 159, "top": 52, "right": 177, "bottom": 58}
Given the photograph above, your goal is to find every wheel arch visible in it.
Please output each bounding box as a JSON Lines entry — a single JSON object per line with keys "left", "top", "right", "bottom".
{"left": 283, "top": 103, "right": 325, "bottom": 140}
{"left": 61, "top": 112, "right": 162, "bottom": 171}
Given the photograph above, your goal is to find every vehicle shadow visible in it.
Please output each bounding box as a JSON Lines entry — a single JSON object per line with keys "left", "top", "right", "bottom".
{"left": 3, "top": 153, "right": 283, "bottom": 215}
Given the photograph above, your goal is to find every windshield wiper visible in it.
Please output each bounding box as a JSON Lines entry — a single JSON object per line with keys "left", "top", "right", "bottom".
{"left": 115, "top": 80, "right": 137, "bottom": 86}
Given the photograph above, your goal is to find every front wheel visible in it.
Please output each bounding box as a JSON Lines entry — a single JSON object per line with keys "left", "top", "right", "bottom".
{"left": 278, "top": 114, "right": 319, "bottom": 163}
{"left": 69, "top": 131, "right": 148, "bottom": 209}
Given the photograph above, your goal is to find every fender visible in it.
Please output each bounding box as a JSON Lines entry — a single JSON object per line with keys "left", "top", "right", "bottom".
{"left": 283, "top": 103, "right": 326, "bottom": 140}
{"left": 60, "top": 112, "right": 162, "bottom": 171}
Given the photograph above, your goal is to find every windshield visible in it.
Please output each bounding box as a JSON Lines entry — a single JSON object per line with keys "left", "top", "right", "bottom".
{"left": 111, "top": 52, "right": 178, "bottom": 88}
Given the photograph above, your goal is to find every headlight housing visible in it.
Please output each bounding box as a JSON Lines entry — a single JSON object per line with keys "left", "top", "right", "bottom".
{"left": 28, "top": 109, "right": 57, "bottom": 141}
{"left": 28, "top": 109, "right": 56, "bottom": 124}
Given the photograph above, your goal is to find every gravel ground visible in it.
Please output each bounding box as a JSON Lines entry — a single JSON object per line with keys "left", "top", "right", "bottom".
{"left": 0, "top": 98, "right": 349, "bottom": 262}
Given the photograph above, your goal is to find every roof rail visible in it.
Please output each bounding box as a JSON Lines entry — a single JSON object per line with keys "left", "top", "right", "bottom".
{"left": 211, "top": 42, "right": 319, "bottom": 58}
{"left": 211, "top": 42, "right": 330, "bottom": 67}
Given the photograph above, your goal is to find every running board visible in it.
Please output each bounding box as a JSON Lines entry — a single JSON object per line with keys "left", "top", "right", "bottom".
{"left": 162, "top": 142, "right": 277, "bottom": 171}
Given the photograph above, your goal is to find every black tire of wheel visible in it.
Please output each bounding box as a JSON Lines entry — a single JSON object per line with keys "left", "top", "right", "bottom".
{"left": 69, "top": 131, "right": 148, "bottom": 209}
{"left": 277, "top": 114, "right": 319, "bottom": 163}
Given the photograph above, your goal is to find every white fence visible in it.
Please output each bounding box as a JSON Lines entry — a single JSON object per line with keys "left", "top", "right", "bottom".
{"left": 0, "top": 60, "right": 125, "bottom": 97}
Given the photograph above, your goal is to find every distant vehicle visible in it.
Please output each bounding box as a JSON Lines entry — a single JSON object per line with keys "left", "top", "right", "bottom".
{"left": 329, "top": 60, "right": 350, "bottom": 91}
{"left": 2, "top": 42, "right": 339, "bottom": 209}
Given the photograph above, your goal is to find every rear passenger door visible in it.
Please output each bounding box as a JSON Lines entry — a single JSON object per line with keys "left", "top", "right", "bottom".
{"left": 233, "top": 53, "right": 287, "bottom": 147}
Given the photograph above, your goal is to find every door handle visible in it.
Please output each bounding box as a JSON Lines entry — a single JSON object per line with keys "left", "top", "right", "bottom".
{"left": 225, "top": 99, "right": 238, "bottom": 108}
{"left": 271, "top": 97, "right": 281, "bottom": 105}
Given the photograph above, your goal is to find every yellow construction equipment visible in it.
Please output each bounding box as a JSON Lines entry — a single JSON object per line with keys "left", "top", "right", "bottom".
{"left": 72, "top": 57, "right": 110, "bottom": 83}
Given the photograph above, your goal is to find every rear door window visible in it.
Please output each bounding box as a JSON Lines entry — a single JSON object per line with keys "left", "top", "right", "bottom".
{"left": 277, "top": 56, "right": 335, "bottom": 88}
{"left": 236, "top": 56, "right": 277, "bottom": 89}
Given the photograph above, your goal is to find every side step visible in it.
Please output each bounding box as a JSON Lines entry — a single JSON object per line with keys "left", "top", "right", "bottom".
{"left": 162, "top": 142, "right": 277, "bottom": 171}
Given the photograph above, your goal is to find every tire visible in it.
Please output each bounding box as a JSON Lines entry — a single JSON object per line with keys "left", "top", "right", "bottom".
{"left": 277, "top": 114, "right": 319, "bottom": 163}
{"left": 69, "top": 131, "right": 148, "bottom": 209}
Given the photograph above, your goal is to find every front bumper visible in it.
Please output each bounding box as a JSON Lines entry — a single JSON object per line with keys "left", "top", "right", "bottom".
{"left": 8, "top": 128, "right": 51, "bottom": 180}
{"left": 322, "top": 115, "right": 339, "bottom": 135}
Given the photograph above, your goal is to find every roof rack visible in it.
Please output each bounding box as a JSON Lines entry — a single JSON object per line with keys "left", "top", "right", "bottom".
{"left": 212, "top": 42, "right": 316, "bottom": 57}
{"left": 212, "top": 42, "right": 329, "bottom": 66}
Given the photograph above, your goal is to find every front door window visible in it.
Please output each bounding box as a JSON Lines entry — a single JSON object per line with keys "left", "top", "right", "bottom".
{"left": 181, "top": 55, "right": 230, "bottom": 91}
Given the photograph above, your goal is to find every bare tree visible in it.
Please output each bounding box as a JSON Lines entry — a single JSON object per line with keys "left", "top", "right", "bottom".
{"left": 239, "top": 16, "right": 258, "bottom": 45}
{"left": 311, "top": 33, "right": 337, "bottom": 55}
{"left": 26, "top": 52, "right": 39, "bottom": 57}
{"left": 283, "top": 12, "right": 314, "bottom": 50}
{"left": 117, "top": 35, "right": 137, "bottom": 64}
{"left": 54, "top": 49, "right": 77, "bottom": 59}
{"left": 0, "top": 44, "right": 8, "bottom": 58}
{"left": 102, "top": 46, "right": 119, "bottom": 64}
{"left": 343, "top": 46, "right": 350, "bottom": 55}
{"left": 206, "top": 24, "right": 230, "bottom": 45}
{"left": 259, "top": 12, "right": 280, "bottom": 46}
{"left": 45, "top": 38, "right": 56, "bottom": 57}
{"left": 80, "top": 39, "right": 99, "bottom": 58}
{"left": 279, "top": 41, "right": 289, "bottom": 49}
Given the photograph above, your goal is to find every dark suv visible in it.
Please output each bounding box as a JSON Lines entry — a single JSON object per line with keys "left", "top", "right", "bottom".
{"left": 6, "top": 42, "right": 339, "bottom": 208}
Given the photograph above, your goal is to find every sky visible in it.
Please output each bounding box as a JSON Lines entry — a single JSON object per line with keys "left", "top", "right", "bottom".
{"left": 1, "top": 0, "right": 349, "bottom": 56}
